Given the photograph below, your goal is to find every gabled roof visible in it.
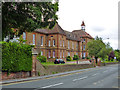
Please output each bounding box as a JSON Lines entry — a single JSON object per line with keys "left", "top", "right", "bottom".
{"left": 72, "top": 30, "right": 93, "bottom": 39}
{"left": 35, "top": 23, "right": 66, "bottom": 35}
{"left": 34, "top": 23, "right": 93, "bottom": 41}
{"left": 64, "top": 30, "right": 80, "bottom": 41}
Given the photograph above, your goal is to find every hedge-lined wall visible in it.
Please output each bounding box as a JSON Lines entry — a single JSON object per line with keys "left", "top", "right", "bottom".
{"left": 2, "top": 42, "right": 33, "bottom": 72}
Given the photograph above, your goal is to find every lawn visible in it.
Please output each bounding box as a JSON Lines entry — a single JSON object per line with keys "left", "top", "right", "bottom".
{"left": 101, "top": 60, "right": 118, "bottom": 63}
{"left": 41, "top": 62, "right": 77, "bottom": 66}
{"left": 67, "top": 60, "right": 78, "bottom": 62}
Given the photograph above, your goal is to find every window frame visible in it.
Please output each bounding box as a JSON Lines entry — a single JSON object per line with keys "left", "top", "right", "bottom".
{"left": 49, "top": 40, "right": 51, "bottom": 47}
{"left": 41, "top": 36, "right": 43, "bottom": 46}
{"left": 53, "top": 51, "right": 55, "bottom": 58}
{"left": 53, "top": 39, "right": 55, "bottom": 47}
{"left": 41, "top": 51, "right": 43, "bottom": 56}
{"left": 48, "top": 51, "right": 51, "bottom": 58}
{"left": 33, "top": 34, "right": 35, "bottom": 45}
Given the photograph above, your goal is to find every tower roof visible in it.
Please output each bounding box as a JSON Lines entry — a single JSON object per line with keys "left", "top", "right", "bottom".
{"left": 81, "top": 21, "right": 85, "bottom": 26}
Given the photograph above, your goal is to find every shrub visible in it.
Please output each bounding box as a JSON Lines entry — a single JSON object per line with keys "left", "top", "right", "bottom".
{"left": 38, "top": 72, "right": 40, "bottom": 76}
{"left": 2, "top": 42, "right": 33, "bottom": 72}
{"left": 86, "top": 57, "right": 90, "bottom": 59}
{"left": 73, "top": 55, "right": 79, "bottom": 60}
{"left": 82, "top": 57, "right": 85, "bottom": 59}
{"left": 66, "top": 56, "right": 72, "bottom": 61}
{"left": 37, "top": 55, "right": 47, "bottom": 63}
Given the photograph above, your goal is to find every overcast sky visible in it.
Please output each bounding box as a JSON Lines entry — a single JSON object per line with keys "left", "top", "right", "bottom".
{"left": 57, "top": 0, "right": 119, "bottom": 50}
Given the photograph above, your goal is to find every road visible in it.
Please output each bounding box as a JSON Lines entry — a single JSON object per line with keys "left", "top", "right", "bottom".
{"left": 2, "top": 64, "right": 120, "bottom": 89}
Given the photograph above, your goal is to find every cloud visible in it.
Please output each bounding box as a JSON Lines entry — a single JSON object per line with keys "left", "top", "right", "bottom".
{"left": 91, "top": 26, "right": 105, "bottom": 32}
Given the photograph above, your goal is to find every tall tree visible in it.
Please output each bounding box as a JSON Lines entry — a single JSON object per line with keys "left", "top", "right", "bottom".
{"left": 2, "top": 2, "right": 58, "bottom": 40}
{"left": 87, "top": 36, "right": 112, "bottom": 63}
{"left": 98, "top": 43, "right": 112, "bottom": 60}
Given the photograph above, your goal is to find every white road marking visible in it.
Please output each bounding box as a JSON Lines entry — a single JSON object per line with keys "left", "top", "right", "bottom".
{"left": 73, "top": 76, "right": 88, "bottom": 81}
{"left": 103, "top": 70, "right": 108, "bottom": 73}
{"left": 92, "top": 73, "right": 99, "bottom": 76}
{"left": 41, "top": 83, "right": 63, "bottom": 88}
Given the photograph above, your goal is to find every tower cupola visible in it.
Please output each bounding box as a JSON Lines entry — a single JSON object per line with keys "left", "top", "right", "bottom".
{"left": 81, "top": 21, "right": 85, "bottom": 31}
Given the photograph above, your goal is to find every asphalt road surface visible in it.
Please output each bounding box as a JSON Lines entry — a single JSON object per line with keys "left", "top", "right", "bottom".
{"left": 2, "top": 64, "right": 120, "bottom": 89}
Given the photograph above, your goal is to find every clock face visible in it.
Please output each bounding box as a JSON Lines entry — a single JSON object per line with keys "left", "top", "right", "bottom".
{"left": 82, "top": 26, "right": 85, "bottom": 29}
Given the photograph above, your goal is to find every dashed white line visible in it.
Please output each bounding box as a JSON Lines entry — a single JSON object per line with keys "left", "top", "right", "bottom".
{"left": 41, "top": 83, "right": 63, "bottom": 88}
{"left": 73, "top": 76, "right": 88, "bottom": 81}
{"left": 103, "top": 70, "right": 108, "bottom": 73}
{"left": 92, "top": 73, "right": 99, "bottom": 76}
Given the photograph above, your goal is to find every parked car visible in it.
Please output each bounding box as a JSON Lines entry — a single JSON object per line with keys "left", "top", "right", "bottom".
{"left": 54, "top": 59, "right": 65, "bottom": 64}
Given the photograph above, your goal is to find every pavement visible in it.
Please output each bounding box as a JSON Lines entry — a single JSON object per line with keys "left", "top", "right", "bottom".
{"left": 1, "top": 64, "right": 119, "bottom": 89}
{"left": 0, "top": 67, "right": 94, "bottom": 84}
{"left": 0, "top": 60, "right": 91, "bottom": 84}
{"left": 66, "top": 59, "right": 91, "bottom": 64}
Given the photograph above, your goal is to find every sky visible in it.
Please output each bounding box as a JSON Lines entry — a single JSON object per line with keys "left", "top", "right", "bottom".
{"left": 57, "top": 0, "right": 119, "bottom": 50}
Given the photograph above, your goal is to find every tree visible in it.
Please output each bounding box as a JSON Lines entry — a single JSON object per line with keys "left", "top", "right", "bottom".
{"left": 98, "top": 43, "right": 112, "bottom": 60}
{"left": 108, "top": 51, "right": 115, "bottom": 61}
{"left": 87, "top": 36, "right": 106, "bottom": 63}
{"left": 2, "top": 2, "right": 58, "bottom": 40}
{"left": 114, "top": 49, "right": 120, "bottom": 61}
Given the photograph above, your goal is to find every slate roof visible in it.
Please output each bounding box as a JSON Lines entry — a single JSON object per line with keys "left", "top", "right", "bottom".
{"left": 35, "top": 23, "right": 93, "bottom": 41}
{"left": 35, "top": 23, "right": 66, "bottom": 35}
{"left": 72, "top": 30, "right": 93, "bottom": 39}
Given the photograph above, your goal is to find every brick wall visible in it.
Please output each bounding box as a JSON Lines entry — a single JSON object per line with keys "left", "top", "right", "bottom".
{"left": 2, "top": 71, "right": 31, "bottom": 80}
{"left": 25, "top": 32, "right": 90, "bottom": 62}
{"left": 44, "top": 64, "right": 94, "bottom": 75}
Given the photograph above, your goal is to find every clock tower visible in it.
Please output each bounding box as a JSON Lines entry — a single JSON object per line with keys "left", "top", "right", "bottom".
{"left": 81, "top": 21, "right": 85, "bottom": 31}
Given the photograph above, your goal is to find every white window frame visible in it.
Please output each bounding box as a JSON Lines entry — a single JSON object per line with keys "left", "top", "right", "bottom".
{"left": 76, "top": 52, "right": 78, "bottom": 55}
{"left": 33, "top": 34, "right": 35, "bottom": 45}
{"left": 63, "top": 51, "right": 64, "bottom": 58}
{"left": 83, "top": 45, "right": 85, "bottom": 50}
{"left": 41, "top": 36, "right": 43, "bottom": 46}
{"left": 53, "top": 51, "right": 55, "bottom": 58}
{"left": 23, "top": 32, "right": 26, "bottom": 44}
{"left": 84, "top": 52, "right": 86, "bottom": 57}
{"left": 48, "top": 51, "right": 51, "bottom": 58}
{"left": 63, "top": 40, "right": 64, "bottom": 47}
{"left": 41, "top": 51, "right": 43, "bottom": 56}
{"left": 60, "top": 40, "right": 62, "bottom": 46}
{"left": 68, "top": 52, "right": 70, "bottom": 56}
{"left": 83, "top": 39, "right": 85, "bottom": 42}
{"left": 49, "top": 40, "right": 50, "bottom": 47}
{"left": 53, "top": 40, "right": 55, "bottom": 47}
{"left": 60, "top": 51, "right": 62, "bottom": 58}
{"left": 23, "top": 32, "right": 26, "bottom": 40}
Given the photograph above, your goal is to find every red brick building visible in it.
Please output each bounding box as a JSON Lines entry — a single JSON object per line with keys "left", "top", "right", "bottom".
{"left": 23, "top": 21, "right": 93, "bottom": 62}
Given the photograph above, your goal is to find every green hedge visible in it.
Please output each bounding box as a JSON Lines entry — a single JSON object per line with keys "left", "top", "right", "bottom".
{"left": 66, "top": 56, "right": 72, "bottom": 61}
{"left": 73, "top": 55, "right": 79, "bottom": 60}
{"left": 2, "top": 42, "right": 33, "bottom": 72}
{"left": 37, "top": 55, "right": 47, "bottom": 63}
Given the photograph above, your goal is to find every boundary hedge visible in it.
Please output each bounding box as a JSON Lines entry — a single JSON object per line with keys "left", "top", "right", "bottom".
{"left": 2, "top": 42, "right": 33, "bottom": 72}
